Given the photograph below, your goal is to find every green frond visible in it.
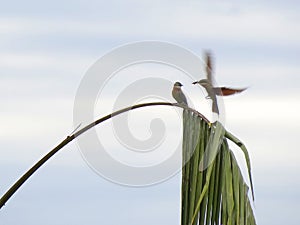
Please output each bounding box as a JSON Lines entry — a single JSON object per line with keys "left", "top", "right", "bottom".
{"left": 181, "top": 111, "right": 256, "bottom": 225}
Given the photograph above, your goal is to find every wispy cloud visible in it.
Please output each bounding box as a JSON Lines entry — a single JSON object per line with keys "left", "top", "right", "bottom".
{"left": 0, "top": 3, "right": 299, "bottom": 46}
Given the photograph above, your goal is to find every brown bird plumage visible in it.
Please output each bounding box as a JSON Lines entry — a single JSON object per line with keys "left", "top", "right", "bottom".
{"left": 214, "top": 87, "right": 247, "bottom": 96}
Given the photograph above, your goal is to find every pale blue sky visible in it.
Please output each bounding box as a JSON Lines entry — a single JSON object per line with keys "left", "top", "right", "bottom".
{"left": 1, "top": 1, "right": 300, "bottom": 224}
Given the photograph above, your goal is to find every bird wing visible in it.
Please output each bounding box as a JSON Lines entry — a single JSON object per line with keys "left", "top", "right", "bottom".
{"left": 172, "top": 88, "right": 188, "bottom": 105}
{"left": 214, "top": 87, "right": 247, "bottom": 96}
{"left": 179, "top": 91, "right": 188, "bottom": 105}
{"left": 205, "top": 51, "right": 213, "bottom": 85}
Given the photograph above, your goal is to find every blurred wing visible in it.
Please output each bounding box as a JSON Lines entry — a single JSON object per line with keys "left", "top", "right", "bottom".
{"left": 214, "top": 87, "right": 247, "bottom": 96}
{"left": 205, "top": 51, "right": 213, "bottom": 84}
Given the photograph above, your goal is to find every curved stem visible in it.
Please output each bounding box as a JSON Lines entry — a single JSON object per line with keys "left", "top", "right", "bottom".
{"left": 0, "top": 102, "right": 209, "bottom": 209}
{"left": 225, "top": 130, "right": 255, "bottom": 201}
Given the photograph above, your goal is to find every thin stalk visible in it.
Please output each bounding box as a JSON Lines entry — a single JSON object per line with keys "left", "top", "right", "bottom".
{"left": 225, "top": 130, "right": 254, "bottom": 201}
{"left": 0, "top": 102, "right": 209, "bottom": 209}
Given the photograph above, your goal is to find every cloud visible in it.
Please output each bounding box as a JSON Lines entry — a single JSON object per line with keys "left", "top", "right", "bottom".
{"left": 0, "top": 2, "right": 299, "bottom": 47}
{"left": 0, "top": 52, "right": 93, "bottom": 72}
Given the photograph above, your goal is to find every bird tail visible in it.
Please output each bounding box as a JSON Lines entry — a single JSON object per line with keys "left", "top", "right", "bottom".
{"left": 212, "top": 100, "right": 219, "bottom": 114}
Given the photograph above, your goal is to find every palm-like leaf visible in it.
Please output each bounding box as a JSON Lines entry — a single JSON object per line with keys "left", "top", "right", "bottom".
{"left": 181, "top": 111, "right": 256, "bottom": 225}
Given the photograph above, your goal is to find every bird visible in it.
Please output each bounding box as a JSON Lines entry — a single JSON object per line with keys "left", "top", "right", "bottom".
{"left": 193, "top": 79, "right": 246, "bottom": 98}
{"left": 192, "top": 79, "right": 246, "bottom": 114}
{"left": 192, "top": 79, "right": 219, "bottom": 114}
{"left": 193, "top": 52, "right": 246, "bottom": 114}
{"left": 172, "top": 82, "right": 188, "bottom": 106}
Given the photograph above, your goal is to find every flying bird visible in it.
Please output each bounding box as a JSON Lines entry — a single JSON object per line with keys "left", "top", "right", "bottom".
{"left": 193, "top": 79, "right": 246, "bottom": 97}
{"left": 193, "top": 52, "right": 246, "bottom": 114}
{"left": 192, "top": 79, "right": 219, "bottom": 114}
{"left": 172, "top": 82, "right": 188, "bottom": 106}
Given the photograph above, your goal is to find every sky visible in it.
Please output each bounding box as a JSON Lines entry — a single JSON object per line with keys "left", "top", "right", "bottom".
{"left": 1, "top": 0, "right": 300, "bottom": 224}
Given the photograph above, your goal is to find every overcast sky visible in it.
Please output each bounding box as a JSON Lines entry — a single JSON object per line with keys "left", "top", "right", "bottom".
{"left": 1, "top": 1, "right": 300, "bottom": 225}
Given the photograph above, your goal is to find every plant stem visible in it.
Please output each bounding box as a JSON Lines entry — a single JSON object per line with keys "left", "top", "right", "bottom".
{"left": 0, "top": 102, "right": 209, "bottom": 209}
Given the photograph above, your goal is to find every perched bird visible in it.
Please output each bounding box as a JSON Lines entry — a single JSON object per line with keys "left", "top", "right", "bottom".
{"left": 193, "top": 52, "right": 246, "bottom": 114}
{"left": 172, "top": 82, "right": 188, "bottom": 105}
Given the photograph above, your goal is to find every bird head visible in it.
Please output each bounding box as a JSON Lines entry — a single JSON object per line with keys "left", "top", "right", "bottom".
{"left": 194, "top": 79, "right": 211, "bottom": 87}
{"left": 174, "top": 81, "right": 183, "bottom": 87}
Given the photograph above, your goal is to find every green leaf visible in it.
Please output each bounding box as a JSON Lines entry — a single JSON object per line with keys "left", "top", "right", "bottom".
{"left": 181, "top": 115, "right": 256, "bottom": 225}
{"left": 225, "top": 130, "right": 255, "bottom": 201}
